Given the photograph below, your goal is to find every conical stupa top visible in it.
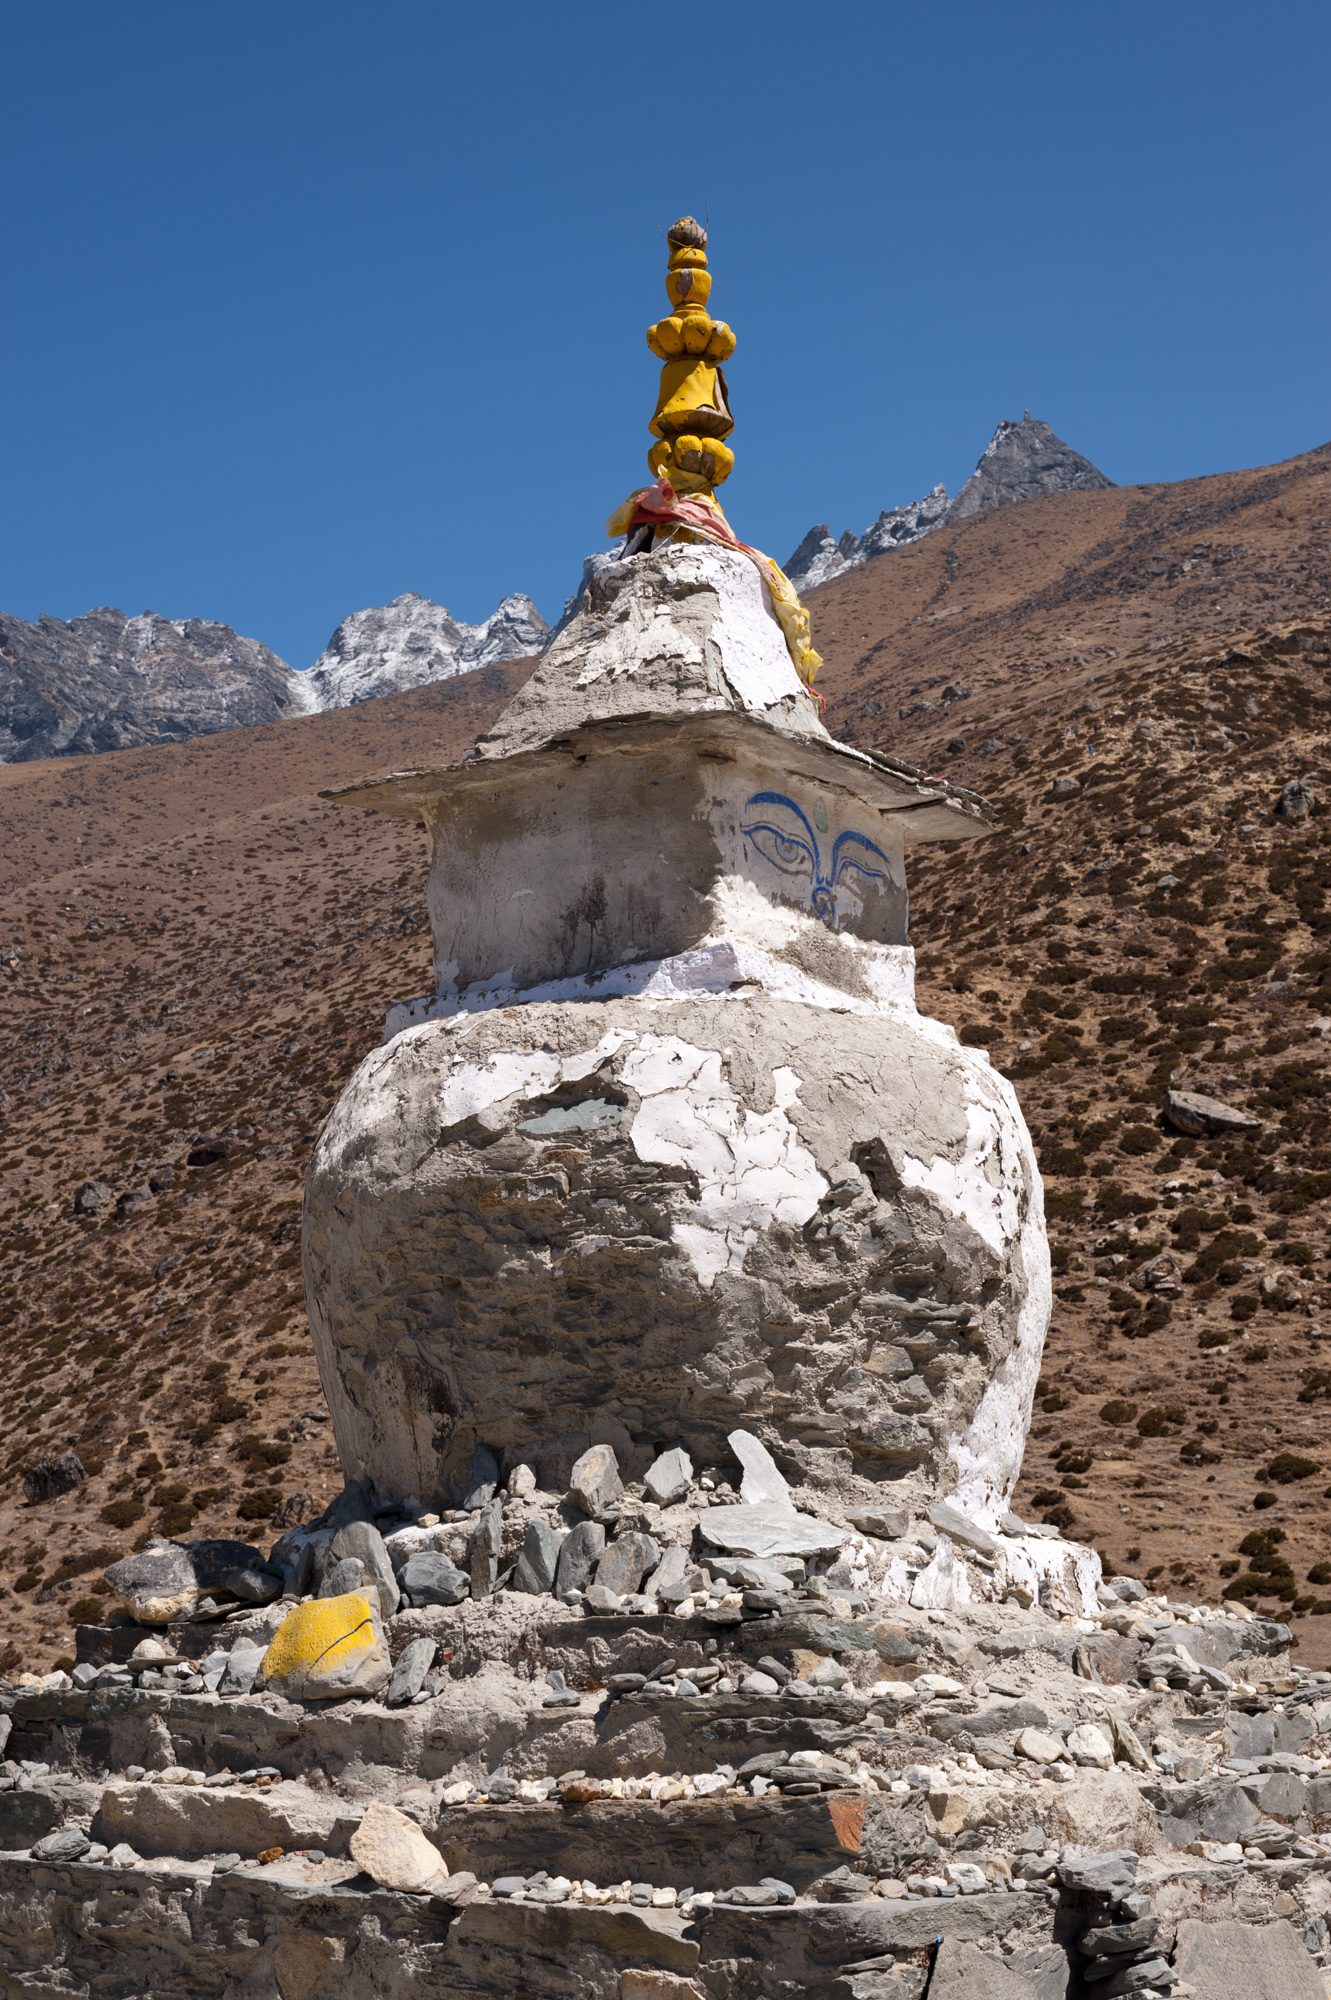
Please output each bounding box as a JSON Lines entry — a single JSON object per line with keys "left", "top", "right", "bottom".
{"left": 645, "top": 217, "right": 737, "bottom": 499}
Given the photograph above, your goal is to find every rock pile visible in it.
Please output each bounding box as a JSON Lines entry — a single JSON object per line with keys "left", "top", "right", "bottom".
{"left": 2, "top": 1428, "right": 1330, "bottom": 1994}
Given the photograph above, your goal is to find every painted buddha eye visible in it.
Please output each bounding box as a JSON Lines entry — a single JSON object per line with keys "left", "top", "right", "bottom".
{"left": 743, "top": 822, "right": 815, "bottom": 877}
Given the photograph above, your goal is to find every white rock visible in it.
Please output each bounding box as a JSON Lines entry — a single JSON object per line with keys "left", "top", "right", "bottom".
{"left": 727, "top": 1429, "right": 793, "bottom": 1509}
{"left": 1014, "top": 1728, "right": 1065, "bottom": 1765}
{"left": 1066, "top": 1722, "right": 1114, "bottom": 1769}
{"left": 348, "top": 1802, "right": 449, "bottom": 1893}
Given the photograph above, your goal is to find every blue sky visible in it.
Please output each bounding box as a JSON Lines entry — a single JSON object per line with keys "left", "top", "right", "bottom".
{"left": 4, "top": 1, "right": 1328, "bottom": 668}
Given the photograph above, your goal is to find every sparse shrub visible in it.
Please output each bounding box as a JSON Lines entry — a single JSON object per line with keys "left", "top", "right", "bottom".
{"left": 1137, "top": 1406, "right": 1185, "bottom": 1436}
{"left": 1262, "top": 1451, "right": 1319, "bottom": 1484}
{"left": 1253, "top": 1491, "right": 1279, "bottom": 1510}
{"left": 1100, "top": 1399, "right": 1138, "bottom": 1426}
{"left": 99, "top": 1497, "right": 145, "bottom": 1529}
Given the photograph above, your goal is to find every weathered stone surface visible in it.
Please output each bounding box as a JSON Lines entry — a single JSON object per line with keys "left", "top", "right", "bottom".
{"left": 554, "top": 1520, "right": 605, "bottom": 1596}
{"left": 460, "top": 1444, "right": 500, "bottom": 1510}
{"left": 320, "top": 1555, "right": 367, "bottom": 1597}
{"left": 595, "top": 1533, "right": 660, "bottom": 1597}
{"left": 1055, "top": 1849, "right": 1137, "bottom": 1897}
{"left": 927, "top": 1500, "right": 998, "bottom": 1556}
{"left": 644, "top": 1447, "right": 693, "bottom": 1507}
{"left": 569, "top": 1445, "right": 623, "bottom": 1518}
{"left": 258, "top": 1592, "right": 390, "bottom": 1701}
{"left": 697, "top": 1505, "right": 847, "bottom": 1559}
{"left": 468, "top": 1501, "right": 503, "bottom": 1599}
{"left": 512, "top": 1521, "right": 566, "bottom": 1595}
{"left": 400, "top": 1550, "right": 469, "bottom": 1607}
{"left": 1163, "top": 1087, "right": 1261, "bottom": 1137}
{"left": 305, "top": 974, "right": 1048, "bottom": 1525}
{"left": 846, "top": 1504, "right": 909, "bottom": 1540}
{"left": 728, "top": 1430, "right": 792, "bottom": 1508}
{"left": 1173, "top": 1916, "right": 1324, "bottom": 1997}
{"left": 930, "top": 1939, "right": 1042, "bottom": 1998}
{"left": 22, "top": 1450, "right": 87, "bottom": 1504}
{"left": 385, "top": 1635, "right": 436, "bottom": 1706}
{"left": 103, "top": 1539, "right": 267, "bottom": 1624}
{"left": 328, "top": 1520, "right": 400, "bottom": 1617}
{"left": 348, "top": 1800, "right": 448, "bottom": 1892}
{"left": 92, "top": 1778, "right": 348, "bottom": 1860}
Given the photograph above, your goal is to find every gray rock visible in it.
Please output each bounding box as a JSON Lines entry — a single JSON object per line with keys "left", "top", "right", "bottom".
{"left": 728, "top": 1429, "right": 792, "bottom": 1509}
{"left": 399, "top": 1550, "right": 469, "bottom": 1608}
{"left": 643, "top": 1446, "right": 693, "bottom": 1507}
{"left": 511, "top": 1520, "right": 566, "bottom": 1595}
{"left": 697, "top": 1504, "right": 848, "bottom": 1559}
{"left": 218, "top": 1641, "right": 265, "bottom": 1696}
{"left": 927, "top": 1500, "right": 999, "bottom": 1557}
{"left": 1090, "top": 1961, "right": 1172, "bottom": 1998}
{"left": 594, "top": 1532, "right": 660, "bottom": 1597}
{"left": 568, "top": 1444, "right": 622, "bottom": 1517}
{"left": 554, "top": 1520, "right": 605, "bottom": 1596}
{"left": 1082, "top": 1918, "right": 1160, "bottom": 1958}
{"left": 1056, "top": 1849, "right": 1138, "bottom": 1897}
{"left": 459, "top": 1444, "right": 500, "bottom": 1511}
{"left": 584, "top": 1585, "right": 622, "bottom": 1615}
{"left": 22, "top": 1450, "right": 87, "bottom": 1504}
{"left": 221, "top": 1565, "right": 282, "bottom": 1606}
{"left": 386, "top": 1637, "right": 437, "bottom": 1707}
{"left": 1173, "top": 1915, "right": 1323, "bottom": 1997}
{"left": 643, "top": 1544, "right": 690, "bottom": 1600}
{"left": 703, "top": 1555, "right": 798, "bottom": 1592}
{"left": 930, "top": 1939, "right": 1043, "bottom": 1997}
{"left": 320, "top": 1555, "right": 367, "bottom": 1597}
{"left": 328, "top": 1520, "right": 400, "bottom": 1617}
{"left": 104, "top": 1540, "right": 260, "bottom": 1623}
{"left": 468, "top": 1500, "right": 503, "bottom": 1598}
{"left": 1278, "top": 777, "right": 1315, "bottom": 821}
{"left": 32, "top": 1828, "right": 92, "bottom": 1862}
{"left": 1163, "top": 1088, "right": 1261, "bottom": 1138}
{"left": 847, "top": 1504, "right": 909, "bottom": 1540}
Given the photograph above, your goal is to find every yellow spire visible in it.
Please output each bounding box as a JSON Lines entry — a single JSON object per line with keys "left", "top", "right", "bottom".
{"left": 646, "top": 217, "right": 736, "bottom": 498}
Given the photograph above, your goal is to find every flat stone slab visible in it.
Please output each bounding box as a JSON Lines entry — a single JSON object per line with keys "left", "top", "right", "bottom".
{"left": 1173, "top": 1916, "right": 1325, "bottom": 1998}
{"left": 696, "top": 1506, "right": 847, "bottom": 1559}
{"left": 930, "top": 1938, "right": 1045, "bottom": 1998}
{"left": 1163, "top": 1087, "right": 1261, "bottom": 1136}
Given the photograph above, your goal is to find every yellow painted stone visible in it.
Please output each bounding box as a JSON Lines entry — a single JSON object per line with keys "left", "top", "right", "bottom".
{"left": 259, "top": 1591, "right": 390, "bottom": 1701}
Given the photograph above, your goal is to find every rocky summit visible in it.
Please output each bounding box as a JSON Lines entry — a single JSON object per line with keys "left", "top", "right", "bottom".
{"left": 0, "top": 589, "right": 547, "bottom": 764}
{"left": 784, "top": 414, "right": 1112, "bottom": 590}
{"left": 0, "top": 606, "right": 311, "bottom": 762}
{"left": 303, "top": 589, "right": 549, "bottom": 708}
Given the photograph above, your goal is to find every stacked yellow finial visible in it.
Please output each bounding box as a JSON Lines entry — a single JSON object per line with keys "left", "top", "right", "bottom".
{"left": 646, "top": 217, "right": 736, "bottom": 497}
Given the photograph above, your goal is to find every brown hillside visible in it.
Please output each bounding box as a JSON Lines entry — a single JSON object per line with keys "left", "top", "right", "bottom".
{"left": 1, "top": 446, "right": 1329, "bottom": 1669}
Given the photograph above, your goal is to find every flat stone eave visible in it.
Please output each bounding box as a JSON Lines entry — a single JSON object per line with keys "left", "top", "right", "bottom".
{"left": 318, "top": 710, "right": 994, "bottom": 844}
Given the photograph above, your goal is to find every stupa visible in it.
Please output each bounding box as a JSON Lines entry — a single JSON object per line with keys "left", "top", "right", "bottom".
{"left": 3, "top": 219, "right": 1325, "bottom": 2000}
{"left": 304, "top": 216, "right": 1057, "bottom": 1572}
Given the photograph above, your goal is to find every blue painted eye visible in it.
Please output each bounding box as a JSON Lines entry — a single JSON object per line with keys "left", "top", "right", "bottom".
{"left": 743, "top": 821, "right": 815, "bottom": 878}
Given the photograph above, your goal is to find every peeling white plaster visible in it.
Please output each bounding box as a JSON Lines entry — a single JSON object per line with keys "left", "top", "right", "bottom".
{"left": 938, "top": 1073, "right": 1052, "bottom": 1520}
{"left": 620, "top": 1035, "right": 828, "bottom": 1287}
{"left": 435, "top": 1031, "right": 633, "bottom": 1129}
{"left": 571, "top": 545, "right": 810, "bottom": 720}
{"left": 384, "top": 938, "right": 918, "bottom": 1041}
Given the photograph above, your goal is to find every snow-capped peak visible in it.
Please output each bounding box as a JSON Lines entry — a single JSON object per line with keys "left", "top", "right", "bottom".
{"left": 303, "top": 590, "right": 548, "bottom": 710}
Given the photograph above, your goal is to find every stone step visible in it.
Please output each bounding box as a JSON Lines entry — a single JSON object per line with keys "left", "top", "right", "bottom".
{"left": 55, "top": 1774, "right": 869, "bottom": 1890}
{"left": 5, "top": 1678, "right": 890, "bottom": 1790}
{"left": 0, "top": 1850, "right": 1056, "bottom": 2000}
{"left": 429, "top": 1792, "right": 869, "bottom": 1891}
